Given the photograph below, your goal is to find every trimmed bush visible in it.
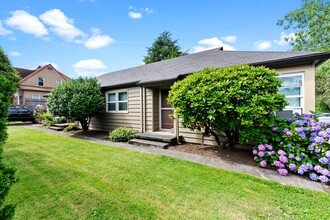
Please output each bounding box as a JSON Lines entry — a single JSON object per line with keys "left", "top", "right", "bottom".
{"left": 168, "top": 65, "right": 286, "bottom": 148}
{"left": 109, "top": 127, "right": 137, "bottom": 142}
{"left": 253, "top": 113, "right": 330, "bottom": 183}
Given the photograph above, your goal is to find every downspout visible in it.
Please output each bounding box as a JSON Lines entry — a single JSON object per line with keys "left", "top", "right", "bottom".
{"left": 144, "top": 87, "right": 147, "bottom": 132}
{"left": 140, "top": 86, "right": 144, "bottom": 133}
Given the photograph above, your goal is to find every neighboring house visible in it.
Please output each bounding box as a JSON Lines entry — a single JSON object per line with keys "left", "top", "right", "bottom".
{"left": 93, "top": 49, "right": 330, "bottom": 146}
{"left": 13, "top": 64, "right": 70, "bottom": 110}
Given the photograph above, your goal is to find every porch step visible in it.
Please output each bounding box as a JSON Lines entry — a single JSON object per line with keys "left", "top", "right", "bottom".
{"left": 48, "top": 126, "right": 64, "bottom": 131}
{"left": 134, "top": 132, "right": 177, "bottom": 145}
{"left": 53, "top": 123, "right": 72, "bottom": 128}
{"left": 128, "top": 139, "right": 169, "bottom": 149}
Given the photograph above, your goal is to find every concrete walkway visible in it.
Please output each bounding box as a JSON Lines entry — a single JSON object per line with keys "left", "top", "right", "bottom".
{"left": 27, "top": 125, "right": 328, "bottom": 193}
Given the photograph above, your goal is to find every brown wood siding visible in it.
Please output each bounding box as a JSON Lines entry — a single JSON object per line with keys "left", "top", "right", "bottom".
{"left": 145, "top": 88, "right": 153, "bottom": 131}
{"left": 90, "top": 87, "right": 141, "bottom": 131}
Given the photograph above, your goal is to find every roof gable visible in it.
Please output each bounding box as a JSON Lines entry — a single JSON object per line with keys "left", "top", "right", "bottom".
{"left": 97, "top": 49, "right": 330, "bottom": 88}
{"left": 18, "top": 64, "right": 70, "bottom": 84}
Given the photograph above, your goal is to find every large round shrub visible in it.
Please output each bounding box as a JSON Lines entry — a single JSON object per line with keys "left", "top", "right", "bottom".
{"left": 168, "top": 65, "right": 287, "bottom": 148}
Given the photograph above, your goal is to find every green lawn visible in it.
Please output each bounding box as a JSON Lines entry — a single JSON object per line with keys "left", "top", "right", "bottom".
{"left": 3, "top": 126, "right": 330, "bottom": 219}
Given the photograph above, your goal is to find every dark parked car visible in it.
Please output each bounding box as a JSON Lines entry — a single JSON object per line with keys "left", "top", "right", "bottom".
{"left": 8, "top": 106, "right": 35, "bottom": 123}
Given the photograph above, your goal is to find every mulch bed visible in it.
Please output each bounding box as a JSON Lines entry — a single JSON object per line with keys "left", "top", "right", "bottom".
{"left": 71, "top": 130, "right": 256, "bottom": 167}
{"left": 168, "top": 143, "right": 256, "bottom": 167}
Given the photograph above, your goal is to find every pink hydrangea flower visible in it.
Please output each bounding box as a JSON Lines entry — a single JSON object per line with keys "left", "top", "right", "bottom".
{"left": 265, "top": 144, "right": 273, "bottom": 150}
{"left": 278, "top": 168, "right": 288, "bottom": 176}
{"left": 260, "top": 160, "right": 267, "bottom": 168}
{"left": 279, "top": 155, "right": 288, "bottom": 164}
{"left": 258, "top": 151, "right": 265, "bottom": 157}
{"left": 278, "top": 150, "right": 286, "bottom": 155}
{"left": 258, "top": 144, "right": 266, "bottom": 151}
{"left": 252, "top": 149, "right": 258, "bottom": 155}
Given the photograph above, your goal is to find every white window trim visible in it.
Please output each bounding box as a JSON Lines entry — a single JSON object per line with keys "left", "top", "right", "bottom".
{"left": 56, "top": 79, "right": 62, "bottom": 85}
{"left": 105, "top": 90, "right": 128, "bottom": 113}
{"left": 278, "top": 72, "right": 304, "bottom": 113}
{"left": 38, "top": 77, "right": 44, "bottom": 87}
{"left": 32, "top": 95, "right": 40, "bottom": 100}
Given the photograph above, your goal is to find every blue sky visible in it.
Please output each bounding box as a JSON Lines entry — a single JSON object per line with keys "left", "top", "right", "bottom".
{"left": 0, "top": 0, "right": 301, "bottom": 78}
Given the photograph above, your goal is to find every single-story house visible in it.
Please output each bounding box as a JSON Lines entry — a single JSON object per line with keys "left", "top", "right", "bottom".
{"left": 92, "top": 48, "right": 330, "bottom": 146}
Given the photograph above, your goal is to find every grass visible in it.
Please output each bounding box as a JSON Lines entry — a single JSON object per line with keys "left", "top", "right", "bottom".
{"left": 3, "top": 126, "right": 330, "bottom": 219}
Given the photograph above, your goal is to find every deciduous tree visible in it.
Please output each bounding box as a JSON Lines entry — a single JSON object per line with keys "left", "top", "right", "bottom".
{"left": 277, "top": 0, "right": 329, "bottom": 52}
{"left": 47, "top": 77, "right": 104, "bottom": 132}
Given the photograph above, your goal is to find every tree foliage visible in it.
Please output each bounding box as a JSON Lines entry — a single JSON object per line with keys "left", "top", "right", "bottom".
{"left": 168, "top": 65, "right": 287, "bottom": 149}
{"left": 47, "top": 77, "right": 104, "bottom": 132}
{"left": 316, "top": 60, "right": 330, "bottom": 112}
{"left": 0, "top": 47, "right": 19, "bottom": 219}
{"left": 277, "top": 0, "right": 330, "bottom": 52}
{"left": 143, "top": 31, "right": 188, "bottom": 64}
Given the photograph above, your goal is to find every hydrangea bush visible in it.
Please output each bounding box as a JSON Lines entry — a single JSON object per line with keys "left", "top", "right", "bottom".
{"left": 253, "top": 113, "right": 330, "bottom": 183}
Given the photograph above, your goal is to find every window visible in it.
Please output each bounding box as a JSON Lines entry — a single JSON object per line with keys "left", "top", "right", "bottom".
{"left": 56, "top": 79, "right": 62, "bottom": 85}
{"left": 32, "top": 95, "right": 40, "bottom": 100}
{"left": 38, "top": 77, "right": 44, "bottom": 86}
{"left": 278, "top": 73, "right": 303, "bottom": 114}
{"left": 106, "top": 91, "right": 128, "bottom": 112}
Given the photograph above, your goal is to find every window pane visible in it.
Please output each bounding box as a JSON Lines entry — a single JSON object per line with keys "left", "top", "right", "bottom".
{"left": 279, "top": 75, "right": 302, "bottom": 87}
{"left": 286, "top": 97, "right": 301, "bottom": 107}
{"left": 278, "top": 87, "right": 301, "bottom": 96}
{"left": 108, "top": 93, "right": 116, "bottom": 102}
{"left": 118, "top": 92, "right": 127, "bottom": 101}
{"left": 38, "top": 77, "right": 44, "bottom": 86}
{"left": 119, "top": 102, "right": 127, "bottom": 111}
{"left": 108, "top": 103, "right": 116, "bottom": 111}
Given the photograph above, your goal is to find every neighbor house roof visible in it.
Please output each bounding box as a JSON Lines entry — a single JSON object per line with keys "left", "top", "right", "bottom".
{"left": 15, "top": 67, "right": 35, "bottom": 79}
{"left": 15, "top": 64, "right": 71, "bottom": 82}
{"left": 97, "top": 48, "right": 330, "bottom": 89}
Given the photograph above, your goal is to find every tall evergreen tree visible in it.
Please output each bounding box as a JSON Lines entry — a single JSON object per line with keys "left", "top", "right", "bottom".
{"left": 0, "top": 47, "right": 19, "bottom": 219}
{"left": 143, "top": 31, "right": 188, "bottom": 64}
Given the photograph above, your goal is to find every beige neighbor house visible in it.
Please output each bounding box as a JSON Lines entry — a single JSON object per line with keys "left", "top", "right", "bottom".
{"left": 13, "top": 64, "right": 70, "bottom": 110}
{"left": 92, "top": 49, "right": 330, "bottom": 146}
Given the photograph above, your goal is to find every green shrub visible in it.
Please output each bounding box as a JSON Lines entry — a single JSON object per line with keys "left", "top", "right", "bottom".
{"left": 39, "top": 113, "right": 53, "bottom": 121}
{"left": 64, "top": 124, "right": 80, "bottom": 132}
{"left": 168, "top": 65, "right": 287, "bottom": 149}
{"left": 109, "top": 127, "right": 137, "bottom": 142}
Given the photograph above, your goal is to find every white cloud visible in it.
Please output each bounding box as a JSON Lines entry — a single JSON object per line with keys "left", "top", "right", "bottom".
{"left": 85, "top": 35, "right": 114, "bottom": 49}
{"left": 5, "top": 10, "right": 48, "bottom": 37}
{"left": 72, "top": 59, "right": 107, "bottom": 76}
{"left": 254, "top": 40, "right": 272, "bottom": 50}
{"left": 192, "top": 37, "right": 236, "bottom": 53}
{"left": 0, "top": 20, "right": 12, "bottom": 35}
{"left": 128, "top": 11, "right": 143, "bottom": 19}
{"left": 9, "top": 51, "right": 21, "bottom": 56}
{"left": 39, "top": 9, "right": 85, "bottom": 41}
{"left": 221, "top": 36, "right": 237, "bottom": 43}
{"left": 274, "top": 32, "right": 296, "bottom": 46}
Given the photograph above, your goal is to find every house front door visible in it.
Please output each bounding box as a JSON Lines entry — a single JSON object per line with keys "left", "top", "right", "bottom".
{"left": 160, "top": 89, "right": 173, "bottom": 129}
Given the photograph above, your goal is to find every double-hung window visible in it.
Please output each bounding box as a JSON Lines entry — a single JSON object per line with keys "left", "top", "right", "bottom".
{"left": 56, "top": 79, "right": 62, "bottom": 85}
{"left": 38, "top": 77, "right": 44, "bottom": 86}
{"left": 278, "top": 73, "right": 303, "bottom": 114}
{"left": 107, "top": 91, "right": 128, "bottom": 112}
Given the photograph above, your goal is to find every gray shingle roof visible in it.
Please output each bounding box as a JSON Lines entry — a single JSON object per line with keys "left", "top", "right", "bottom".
{"left": 97, "top": 48, "right": 330, "bottom": 88}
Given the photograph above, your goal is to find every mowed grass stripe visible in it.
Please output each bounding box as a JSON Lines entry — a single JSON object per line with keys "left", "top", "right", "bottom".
{"left": 3, "top": 126, "right": 330, "bottom": 219}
